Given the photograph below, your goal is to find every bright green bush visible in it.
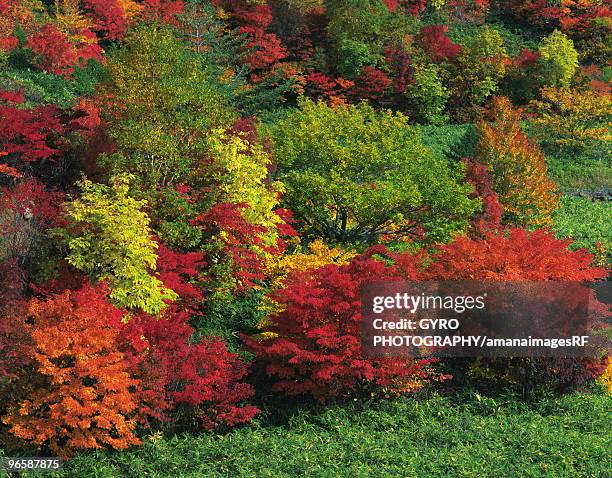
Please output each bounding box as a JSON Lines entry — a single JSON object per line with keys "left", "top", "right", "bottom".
{"left": 537, "top": 30, "right": 579, "bottom": 88}
{"left": 454, "top": 26, "right": 509, "bottom": 108}
{"left": 100, "top": 25, "right": 235, "bottom": 191}
{"left": 335, "top": 38, "right": 379, "bottom": 80}
{"left": 267, "top": 98, "right": 478, "bottom": 244}
{"left": 407, "top": 63, "right": 450, "bottom": 125}
{"left": 64, "top": 175, "right": 177, "bottom": 315}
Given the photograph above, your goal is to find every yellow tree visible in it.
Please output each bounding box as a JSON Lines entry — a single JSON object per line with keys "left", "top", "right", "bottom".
{"left": 476, "top": 96, "right": 558, "bottom": 227}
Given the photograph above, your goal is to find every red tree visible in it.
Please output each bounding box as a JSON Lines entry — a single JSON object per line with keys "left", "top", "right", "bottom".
{"left": 26, "top": 24, "right": 102, "bottom": 77}
{"left": 120, "top": 308, "right": 259, "bottom": 430}
{"left": 350, "top": 66, "right": 392, "bottom": 102}
{"left": 462, "top": 157, "right": 503, "bottom": 235}
{"left": 416, "top": 25, "right": 461, "bottom": 63}
{"left": 244, "top": 251, "right": 436, "bottom": 402}
{"left": 0, "top": 91, "right": 66, "bottom": 167}
{"left": 415, "top": 228, "right": 606, "bottom": 281}
{"left": 2, "top": 285, "right": 142, "bottom": 457}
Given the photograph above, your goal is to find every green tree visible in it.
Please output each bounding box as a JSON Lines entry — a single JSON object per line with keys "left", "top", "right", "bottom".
{"left": 99, "top": 25, "right": 235, "bottom": 192}
{"left": 537, "top": 30, "right": 579, "bottom": 88}
{"left": 64, "top": 174, "right": 177, "bottom": 315}
{"left": 179, "top": 2, "right": 292, "bottom": 115}
{"left": 407, "top": 63, "right": 450, "bottom": 124}
{"left": 453, "top": 26, "right": 508, "bottom": 114}
{"left": 267, "top": 98, "right": 478, "bottom": 244}
{"left": 325, "top": 0, "right": 416, "bottom": 79}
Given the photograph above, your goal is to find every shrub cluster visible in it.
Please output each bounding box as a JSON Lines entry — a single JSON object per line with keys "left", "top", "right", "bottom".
{"left": 0, "top": 0, "right": 608, "bottom": 460}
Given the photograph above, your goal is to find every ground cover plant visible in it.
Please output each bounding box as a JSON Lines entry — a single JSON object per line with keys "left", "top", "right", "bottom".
{"left": 0, "top": 0, "right": 610, "bottom": 476}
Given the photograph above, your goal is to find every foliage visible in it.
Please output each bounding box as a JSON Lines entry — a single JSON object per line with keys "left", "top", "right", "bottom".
{"left": 0, "top": 0, "right": 610, "bottom": 465}
{"left": 452, "top": 25, "right": 509, "bottom": 113}
{"left": 244, "top": 251, "right": 436, "bottom": 402}
{"left": 418, "top": 227, "right": 605, "bottom": 281}
{"left": 0, "top": 90, "right": 66, "bottom": 173}
{"left": 26, "top": 23, "right": 102, "bottom": 78}
{"left": 100, "top": 25, "right": 235, "bottom": 190}
{"left": 202, "top": 130, "right": 284, "bottom": 241}
{"left": 214, "top": 0, "right": 287, "bottom": 73}
{"left": 179, "top": 2, "right": 292, "bottom": 115}
{"left": 537, "top": 30, "right": 579, "bottom": 88}
{"left": 406, "top": 63, "right": 450, "bottom": 124}
{"left": 553, "top": 195, "right": 611, "bottom": 265}
{"left": 409, "top": 227, "right": 607, "bottom": 397}
{"left": 268, "top": 98, "right": 478, "bottom": 244}
{"left": 265, "top": 239, "right": 356, "bottom": 291}
{"left": 0, "top": 178, "right": 64, "bottom": 264}
{"left": 38, "top": 393, "right": 612, "bottom": 478}
{"left": 120, "top": 308, "right": 259, "bottom": 431}
{"left": 325, "top": 0, "right": 416, "bottom": 84}
{"left": 462, "top": 156, "right": 503, "bottom": 235}
{"left": 600, "top": 359, "right": 612, "bottom": 394}
{"left": 475, "top": 96, "right": 558, "bottom": 227}
{"left": 64, "top": 174, "right": 177, "bottom": 314}
{"left": 194, "top": 202, "right": 270, "bottom": 299}
{"left": 416, "top": 24, "right": 461, "bottom": 63}
{"left": 2, "top": 284, "right": 141, "bottom": 457}
{"left": 529, "top": 86, "right": 612, "bottom": 155}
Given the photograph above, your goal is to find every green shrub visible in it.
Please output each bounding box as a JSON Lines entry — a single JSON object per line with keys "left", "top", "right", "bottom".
{"left": 537, "top": 30, "right": 579, "bottom": 88}
{"left": 267, "top": 98, "right": 478, "bottom": 244}
{"left": 407, "top": 63, "right": 450, "bottom": 125}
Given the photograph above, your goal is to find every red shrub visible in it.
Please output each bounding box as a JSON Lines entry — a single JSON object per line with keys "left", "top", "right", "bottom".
{"left": 393, "top": 228, "right": 608, "bottom": 395}
{"left": 156, "top": 243, "right": 205, "bottom": 308}
{"left": 194, "top": 202, "right": 270, "bottom": 290}
{"left": 462, "top": 157, "right": 503, "bottom": 235}
{"left": 0, "top": 179, "right": 64, "bottom": 267}
{"left": 2, "top": 285, "right": 141, "bottom": 457}
{"left": 84, "top": 0, "right": 131, "bottom": 40}
{"left": 351, "top": 66, "right": 392, "bottom": 102}
{"left": 244, "top": 252, "right": 436, "bottom": 402}
{"left": 417, "top": 228, "right": 606, "bottom": 281}
{"left": 383, "top": 0, "right": 400, "bottom": 12}
{"left": 514, "top": 48, "right": 540, "bottom": 68}
{"left": 0, "top": 91, "right": 66, "bottom": 166}
{"left": 384, "top": 45, "right": 412, "bottom": 93}
{"left": 120, "top": 308, "right": 259, "bottom": 430}
{"left": 26, "top": 24, "right": 102, "bottom": 77}
{"left": 240, "top": 26, "right": 287, "bottom": 70}
{"left": 416, "top": 25, "right": 461, "bottom": 63}
{"left": 142, "top": 0, "right": 185, "bottom": 25}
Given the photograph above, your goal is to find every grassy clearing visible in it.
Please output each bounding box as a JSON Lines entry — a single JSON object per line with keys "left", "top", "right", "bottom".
{"left": 11, "top": 392, "right": 611, "bottom": 478}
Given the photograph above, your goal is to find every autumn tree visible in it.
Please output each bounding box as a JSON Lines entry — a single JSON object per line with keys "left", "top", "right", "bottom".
{"left": 475, "top": 96, "right": 558, "bottom": 227}
{"left": 0, "top": 90, "right": 66, "bottom": 174}
{"left": 325, "top": 0, "right": 413, "bottom": 81}
{"left": 416, "top": 24, "right": 461, "bottom": 63}
{"left": 244, "top": 251, "right": 436, "bottom": 402}
{"left": 100, "top": 25, "right": 235, "bottom": 192}
{"left": 64, "top": 174, "right": 177, "bottom": 314}
{"left": 452, "top": 26, "right": 509, "bottom": 118}
{"left": 537, "top": 30, "right": 579, "bottom": 88}
{"left": 121, "top": 308, "right": 259, "bottom": 430}
{"left": 267, "top": 98, "right": 478, "bottom": 244}
{"left": 3, "top": 285, "right": 141, "bottom": 457}
{"left": 530, "top": 86, "right": 611, "bottom": 155}
{"left": 406, "top": 228, "right": 607, "bottom": 395}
